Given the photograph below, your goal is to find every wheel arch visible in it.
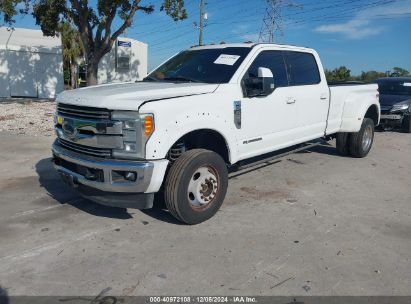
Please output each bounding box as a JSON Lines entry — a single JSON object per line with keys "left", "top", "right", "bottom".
{"left": 364, "top": 104, "right": 380, "bottom": 126}
{"left": 165, "top": 128, "right": 232, "bottom": 164}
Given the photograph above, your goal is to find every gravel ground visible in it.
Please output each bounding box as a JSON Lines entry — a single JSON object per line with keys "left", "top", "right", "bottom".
{"left": 0, "top": 99, "right": 56, "bottom": 137}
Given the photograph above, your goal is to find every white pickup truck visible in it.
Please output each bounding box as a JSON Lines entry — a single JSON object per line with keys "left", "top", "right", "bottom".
{"left": 53, "top": 43, "right": 380, "bottom": 224}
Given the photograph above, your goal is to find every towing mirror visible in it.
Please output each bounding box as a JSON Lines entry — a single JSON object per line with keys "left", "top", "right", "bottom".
{"left": 244, "top": 67, "right": 275, "bottom": 97}
{"left": 258, "top": 67, "right": 275, "bottom": 96}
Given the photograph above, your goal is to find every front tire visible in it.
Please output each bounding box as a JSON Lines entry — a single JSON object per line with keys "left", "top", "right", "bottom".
{"left": 164, "top": 149, "right": 228, "bottom": 224}
{"left": 349, "top": 118, "right": 375, "bottom": 158}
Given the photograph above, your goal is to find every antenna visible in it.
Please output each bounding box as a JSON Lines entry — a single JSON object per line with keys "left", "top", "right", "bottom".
{"left": 258, "top": 0, "right": 301, "bottom": 43}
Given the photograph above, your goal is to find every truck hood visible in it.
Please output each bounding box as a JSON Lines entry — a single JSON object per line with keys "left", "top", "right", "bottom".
{"left": 57, "top": 82, "right": 219, "bottom": 110}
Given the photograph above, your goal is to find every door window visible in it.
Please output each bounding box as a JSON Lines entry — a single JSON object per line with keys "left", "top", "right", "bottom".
{"left": 284, "top": 51, "right": 321, "bottom": 86}
{"left": 243, "top": 51, "right": 288, "bottom": 88}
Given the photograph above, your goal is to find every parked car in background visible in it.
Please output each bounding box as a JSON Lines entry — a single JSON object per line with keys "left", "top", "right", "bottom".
{"left": 376, "top": 77, "right": 411, "bottom": 133}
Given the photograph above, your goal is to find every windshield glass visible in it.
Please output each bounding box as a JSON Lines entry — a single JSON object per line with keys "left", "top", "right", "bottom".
{"left": 379, "top": 81, "right": 411, "bottom": 96}
{"left": 145, "top": 47, "right": 251, "bottom": 84}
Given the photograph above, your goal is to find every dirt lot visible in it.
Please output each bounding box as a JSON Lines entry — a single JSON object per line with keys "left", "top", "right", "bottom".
{"left": 0, "top": 130, "right": 410, "bottom": 297}
{"left": 0, "top": 100, "right": 56, "bottom": 137}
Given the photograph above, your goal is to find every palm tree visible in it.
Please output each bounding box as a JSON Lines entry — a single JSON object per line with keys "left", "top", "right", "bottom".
{"left": 59, "top": 22, "right": 83, "bottom": 89}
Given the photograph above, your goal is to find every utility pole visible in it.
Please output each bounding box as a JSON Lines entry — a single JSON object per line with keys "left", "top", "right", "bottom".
{"left": 199, "top": 0, "right": 205, "bottom": 46}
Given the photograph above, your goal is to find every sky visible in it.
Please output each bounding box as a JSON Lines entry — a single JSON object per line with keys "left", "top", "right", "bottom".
{"left": 7, "top": 0, "right": 411, "bottom": 75}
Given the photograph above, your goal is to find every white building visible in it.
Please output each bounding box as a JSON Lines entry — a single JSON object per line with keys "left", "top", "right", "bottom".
{"left": 97, "top": 37, "right": 148, "bottom": 84}
{"left": 0, "top": 27, "right": 64, "bottom": 99}
{"left": 0, "top": 28, "right": 148, "bottom": 98}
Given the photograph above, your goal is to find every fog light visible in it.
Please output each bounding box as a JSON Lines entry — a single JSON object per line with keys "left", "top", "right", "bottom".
{"left": 124, "top": 172, "right": 137, "bottom": 182}
{"left": 124, "top": 143, "right": 136, "bottom": 152}
{"left": 112, "top": 170, "right": 137, "bottom": 182}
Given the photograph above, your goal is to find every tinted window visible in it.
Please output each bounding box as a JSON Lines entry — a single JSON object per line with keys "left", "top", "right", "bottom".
{"left": 145, "top": 47, "right": 251, "bottom": 84}
{"left": 378, "top": 82, "right": 411, "bottom": 96}
{"left": 285, "top": 51, "right": 321, "bottom": 86}
{"left": 243, "top": 51, "right": 288, "bottom": 87}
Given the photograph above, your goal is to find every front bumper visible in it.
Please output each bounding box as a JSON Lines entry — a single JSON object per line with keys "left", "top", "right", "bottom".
{"left": 380, "top": 112, "right": 409, "bottom": 127}
{"left": 52, "top": 141, "right": 167, "bottom": 209}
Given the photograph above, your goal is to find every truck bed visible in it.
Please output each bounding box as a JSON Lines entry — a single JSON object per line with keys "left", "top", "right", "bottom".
{"left": 326, "top": 83, "right": 379, "bottom": 135}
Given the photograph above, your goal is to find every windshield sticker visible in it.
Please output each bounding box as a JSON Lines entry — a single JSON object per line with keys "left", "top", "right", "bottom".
{"left": 214, "top": 54, "right": 241, "bottom": 66}
{"left": 403, "top": 83, "right": 411, "bottom": 87}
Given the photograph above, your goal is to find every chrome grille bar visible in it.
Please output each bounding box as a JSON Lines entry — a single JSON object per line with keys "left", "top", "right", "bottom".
{"left": 59, "top": 139, "right": 111, "bottom": 158}
{"left": 57, "top": 103, "right": 111, "bottom": 120}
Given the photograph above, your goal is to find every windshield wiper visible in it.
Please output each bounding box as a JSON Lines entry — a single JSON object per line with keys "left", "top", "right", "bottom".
{"left": 163, "top": 76, "right": 201, "bottom": 83}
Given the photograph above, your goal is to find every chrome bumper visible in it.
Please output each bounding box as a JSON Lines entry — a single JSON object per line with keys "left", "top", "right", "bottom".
{"left": 52, "top": 141, "right": 154, "bottom": 193}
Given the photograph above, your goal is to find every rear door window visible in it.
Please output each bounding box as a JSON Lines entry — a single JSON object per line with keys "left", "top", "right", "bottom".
{"left": 284, "top": 51, "right": 321, "bottom": 86}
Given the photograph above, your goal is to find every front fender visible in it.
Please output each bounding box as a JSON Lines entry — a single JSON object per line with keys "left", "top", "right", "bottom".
{"left": 142, "top": 94, "right": 238, "bottom": 163}
{"left": 146, "top": 117, "right": 237, "bottom": 163}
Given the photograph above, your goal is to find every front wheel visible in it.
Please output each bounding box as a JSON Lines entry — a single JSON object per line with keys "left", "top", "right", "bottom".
{"left": 164, "top": 149, "right": 228, "bottom": 224}
{"left": 349, "top": 118, "right": 375, "bottom": 158}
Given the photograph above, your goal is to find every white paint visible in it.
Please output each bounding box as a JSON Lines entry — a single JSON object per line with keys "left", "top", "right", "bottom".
{"left": 145, "top": 159, "right": 169, "bottom": 193}
{"left": 258, "top": 67, "right": 273, "bottom": 78}
{"left": 57, "top": 81, "right": 218, "bottom": 110}
{"left": 0, "top": 27, "right": 64, "bottom": 99}
{"left": 97, "top": 37, "right": 148, "bottom": 84}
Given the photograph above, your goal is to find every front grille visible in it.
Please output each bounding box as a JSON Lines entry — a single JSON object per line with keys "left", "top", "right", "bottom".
{"left": 59, "top": 139, "right": 111, "bottom": 158}
{"left": 57, "top": 103, "right": 111, "bottom": 120}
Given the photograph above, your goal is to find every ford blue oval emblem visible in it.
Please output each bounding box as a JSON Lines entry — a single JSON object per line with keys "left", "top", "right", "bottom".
{"left": 62, "top": 120, "right": 78, "bottom": 141}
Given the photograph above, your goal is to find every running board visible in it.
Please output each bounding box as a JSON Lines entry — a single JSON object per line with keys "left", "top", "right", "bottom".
{"left": 232, "top": 140, "right": 322, "bottom": 172}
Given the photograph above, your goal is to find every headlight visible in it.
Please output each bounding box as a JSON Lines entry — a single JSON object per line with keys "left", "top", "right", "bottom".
{"left": 391, "top": 104, "right": 410, "bottom": 112}
{"left": 111, "top": 111, "right": 155, "bottom": 159}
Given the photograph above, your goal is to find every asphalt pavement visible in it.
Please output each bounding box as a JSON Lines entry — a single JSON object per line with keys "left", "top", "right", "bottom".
{"left": 0, "top": 131, "right": 410, "bottom": 296}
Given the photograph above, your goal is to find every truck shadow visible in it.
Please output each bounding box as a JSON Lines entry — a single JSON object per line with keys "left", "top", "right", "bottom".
{"left": 303, "top": 142, "right": 339, "bottom": 156}
{"left": 35, "top": 158, "right": 182, "bottom": 224}
{"left": 35, "top": 141, "right": 339, "bottom": 224}
{"left": 35, "top": 158, "right": 133, "bottom": 220}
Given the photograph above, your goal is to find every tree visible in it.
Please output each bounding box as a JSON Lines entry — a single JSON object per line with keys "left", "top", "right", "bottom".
{"left": 0, "top": 0, "right": 29, "bottom": 24}
{"left": 1, "top": 0, "right": 187, "bottom": 86}
{"left": 324, "top": 66, "right": 352, "bottom": 82}
{"left": 359, "top": 70, "right": 386, "bottom": 82}
{"left": 390, "top": 67, "right": 410, "bottom": 77}
{"left": 59, "top": 22, "right": 82, "bottom": 89}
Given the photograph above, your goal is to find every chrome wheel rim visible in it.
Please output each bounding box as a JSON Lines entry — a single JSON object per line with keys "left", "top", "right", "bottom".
{"left": 362, "top": 124, "right": 373, "bottom": 151}
{"left": 187, "top": 166, "right": 219, "bottom": 208}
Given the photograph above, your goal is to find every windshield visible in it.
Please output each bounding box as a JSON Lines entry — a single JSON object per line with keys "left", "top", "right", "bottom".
{"left": 379, "top": 81, "right": 411, "bottom": 96}
{"left": 145, "top": 47, "right": 251, "bottom": 84}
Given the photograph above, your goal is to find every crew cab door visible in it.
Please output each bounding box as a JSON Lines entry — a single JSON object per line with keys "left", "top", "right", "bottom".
{"left": 283, "top": 51, "right": 330, "bottom": 140}
{"left": 237, "top": 50, "right": 302, "bottom": 159}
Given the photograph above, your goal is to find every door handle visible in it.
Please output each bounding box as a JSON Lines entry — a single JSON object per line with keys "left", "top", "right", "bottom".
{"left": 320, "top": 93, "right": 328, "bottom": 100}
{"left": 286, "top": 98, "right": 296, "bottom": 104}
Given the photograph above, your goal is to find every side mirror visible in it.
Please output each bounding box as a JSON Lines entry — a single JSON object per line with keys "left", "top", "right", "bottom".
{"left": 258, "top": 67, "right": 275, "bottom": 96}
{"left": 243, "top": 67, "right": 275, "bottom": 97}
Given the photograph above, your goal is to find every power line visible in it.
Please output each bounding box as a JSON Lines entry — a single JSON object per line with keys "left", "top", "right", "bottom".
{"left": 258, "top": 0, "right": 302, "bottom": 43}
